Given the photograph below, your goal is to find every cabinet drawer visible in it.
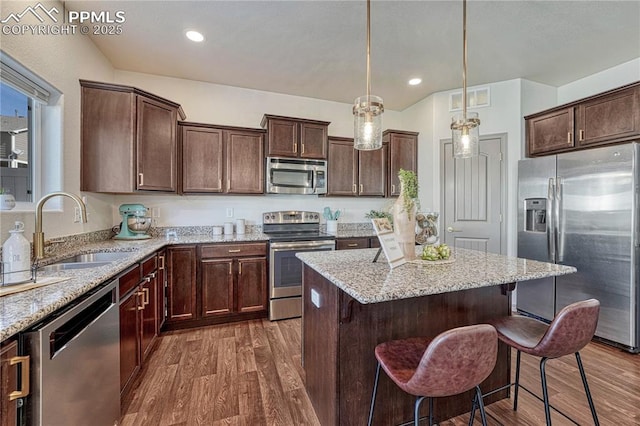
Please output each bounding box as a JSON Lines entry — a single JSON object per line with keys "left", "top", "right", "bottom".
{"left": 141, "top": 254, "right": 157, "bottom": 276}
{"left": 119, "top": 264, "right": 142, "bottom": 297}
{"left": 201, "top": 243, "right": 267, "bottom": 258}
{"left": 336, "top": 238, "right": 369, "bottom": 250}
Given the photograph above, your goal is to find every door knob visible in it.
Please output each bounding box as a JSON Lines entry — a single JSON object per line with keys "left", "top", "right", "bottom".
{"left": 447, "top": 226, "right": 462, "bottom": 233}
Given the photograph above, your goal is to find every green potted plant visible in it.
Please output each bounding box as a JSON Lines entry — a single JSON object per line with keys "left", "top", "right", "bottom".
{"left": 393, "top": 169, "right": 419, "bottom": 260}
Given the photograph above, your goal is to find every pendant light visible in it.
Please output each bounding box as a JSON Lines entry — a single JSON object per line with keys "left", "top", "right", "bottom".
{"left": 353, "top": 0, "right": 384, "bottom": 150}
{"left": 451, "top": 0, "right": 480, "bottom": 158}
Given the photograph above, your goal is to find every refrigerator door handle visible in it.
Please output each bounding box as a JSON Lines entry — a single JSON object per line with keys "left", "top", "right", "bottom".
{"left": 547, "top": 177, "right": 556, "bottom": 262}
{"left": 556, "top": 177, "right": 564, "bottom": 262}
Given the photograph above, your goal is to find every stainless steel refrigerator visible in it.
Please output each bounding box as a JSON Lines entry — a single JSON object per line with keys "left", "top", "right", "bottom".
{"left": 517, "top": 142, "right": 639, "bottom": 353}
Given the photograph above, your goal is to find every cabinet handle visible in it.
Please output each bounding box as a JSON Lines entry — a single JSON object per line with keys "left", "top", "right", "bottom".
{"left": 137, "top": 291, "right": 145, "bottom": 310}
{"left": 228, "top": 264, "right": 232, "bottom": 275}
{"left": 159, "top": 255, "right": 165, "bottom": 270}
{"left": 567, "top": 132, "right": 572, "bottom": 143}
{"left": 150, "top": 272, "right": 157, "bottom": 279}
{"left": 359, "top": 184, "right": 363, "bottom": 193}
{"left": 347, "top": 243, "right": 359, "bottom": 247}
{"left": 227, "top": 179, "right": 230, "bottom": 191}
{"left": 301, "top": 143, "right": 305, "bottom": 154}
{"left": 143, "top": 287, "right": 149, "bottom": 306}
{"left": 391, "top": 184, "right": 396, "bottom": 194}
{"left": 218, "top": 179, "right": 222, "bottom": 190}
{"left": 293, "top": 143, "right": 297, "bottom": 153}
{"left": 352, "top": 184, "right": 357, "bottom": 193}
{"left": 238, "top": 262, "right": 242, "bottom": 275}
{"left": 579, "top": 129, "right": 585, "bottom": 141}
{"left": 138, "top": 173, "right": 144, "bottom": 186}
{"left": 9, "top": 356, "right": 30, "bottom": 401}
{"left": 228, "top": 249, "right": 241, "bottom": 253}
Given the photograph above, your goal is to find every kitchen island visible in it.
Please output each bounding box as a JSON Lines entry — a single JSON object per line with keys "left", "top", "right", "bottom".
{"left": 297, "top": 247, "right": 576, "bottom": 425}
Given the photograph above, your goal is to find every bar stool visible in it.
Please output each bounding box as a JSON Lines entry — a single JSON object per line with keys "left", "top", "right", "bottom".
{"left": 367, "top": 324, "right": 498, "bottom": 426}
{"left": 488, "top": 299, "right": 600, "bottom": 425}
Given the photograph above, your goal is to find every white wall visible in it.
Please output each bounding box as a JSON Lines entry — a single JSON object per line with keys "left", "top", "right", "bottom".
{"left": 558, "top": 58, "right": 640, "bottom": 104}
{"left": 112, "top": 71, "right": 406, "bottom": 228}
{"left": 0, "top": 0, "right": 116, "bottom": 241}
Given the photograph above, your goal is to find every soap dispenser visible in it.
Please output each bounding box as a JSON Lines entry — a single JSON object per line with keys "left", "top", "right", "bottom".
{"left": 2, "top": 221, "right": 32, "bottom": 284}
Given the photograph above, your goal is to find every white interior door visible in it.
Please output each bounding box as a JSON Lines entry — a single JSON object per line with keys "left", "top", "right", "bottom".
{"left": 440, "top": 134, "right": 506, "bottom": 254}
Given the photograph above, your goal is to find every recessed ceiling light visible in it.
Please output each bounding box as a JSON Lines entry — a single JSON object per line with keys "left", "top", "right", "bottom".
{"left": 408, "top": 78, "right": 422, "bottom": 86}
{"left": 186, "top": 30, "right": 204, "bottom": 42}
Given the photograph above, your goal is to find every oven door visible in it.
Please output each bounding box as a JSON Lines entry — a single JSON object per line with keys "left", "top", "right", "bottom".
{"left": 269, "top": 240, "right": 335, "bottom": 299}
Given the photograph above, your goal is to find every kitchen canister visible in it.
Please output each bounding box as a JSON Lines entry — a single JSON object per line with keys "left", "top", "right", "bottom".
{"left": 236, "top": 219, "right": 246, "bottom": 235}
{"left": 224, "top": 222, "right": 234, "bottom": 235}
{"left": 2, "top": 221, "right": 31, "bottom": 284}
{"left": 212, "top": 226, "right": 223, "bottom": 235}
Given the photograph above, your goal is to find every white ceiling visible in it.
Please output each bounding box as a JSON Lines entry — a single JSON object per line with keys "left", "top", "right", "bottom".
{"left": 66, "top": 0, "right": 640, "bottom": 111}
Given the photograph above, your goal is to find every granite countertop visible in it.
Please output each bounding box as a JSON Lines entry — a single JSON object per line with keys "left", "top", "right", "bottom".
{"left": 0, "top": 232, "right": 268, "bottom": 341}
{"left": 333, "top": 229, "right": 378, "bottom": 238}
{"left": 297, "top": 247, "right": 577, "bottom": 304}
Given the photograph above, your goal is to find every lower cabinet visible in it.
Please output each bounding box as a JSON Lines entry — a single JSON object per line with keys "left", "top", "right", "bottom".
{"left": 1, "top": 339, "right": 20, "bottom": 426}
{"left": 165, "top": 242, "right": 268, "bottom": 329}
{"left": 336, "top": 237, "right": 379, "bottom": 250}
{"left": 119, "top": 253, "right": 160, "bottom": 397}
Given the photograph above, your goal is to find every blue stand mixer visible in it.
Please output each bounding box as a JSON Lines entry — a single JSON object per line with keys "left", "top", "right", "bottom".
{"left": 114, "top": 203, "right": 152, "bottom": 240}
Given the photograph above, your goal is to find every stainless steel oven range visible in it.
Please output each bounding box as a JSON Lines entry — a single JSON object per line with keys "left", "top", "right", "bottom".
{"left": 263, "top": 211, "right": 335, "bottom": 320}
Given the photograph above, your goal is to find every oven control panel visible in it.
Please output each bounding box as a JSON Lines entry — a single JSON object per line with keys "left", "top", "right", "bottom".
{"left": 263, "top": 210, "right": 320, "bottom": 224}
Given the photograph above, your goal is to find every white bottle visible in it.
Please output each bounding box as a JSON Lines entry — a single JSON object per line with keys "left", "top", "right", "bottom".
{"left": 2, "top": 221, "right": 32, "bottom": 284}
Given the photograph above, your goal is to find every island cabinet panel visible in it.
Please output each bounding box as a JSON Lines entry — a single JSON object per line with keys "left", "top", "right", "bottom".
{"left": 80, "top": 80, "right": 184, "bottom": 193}
{"left": 303, "top": 266, "right": 511, "bottom": 425}
{"left": 384, "top": 130, "right": 418, "bottom": 196}
{"left": 166, "top": 245, "right": 197, "bottom": 322}
{"left": 262, "top": 114, "right": 330, "bottom": 159}
{"left": 1, "top": 339, "right": 19, "bottom": 426}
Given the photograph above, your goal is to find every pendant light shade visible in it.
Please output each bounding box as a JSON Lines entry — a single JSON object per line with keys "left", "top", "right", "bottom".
{"left": 451, "top": 0, "right": 480, "bottom": 158}
{"left": 353, "top": 0, "right": 384, "bottom": 150}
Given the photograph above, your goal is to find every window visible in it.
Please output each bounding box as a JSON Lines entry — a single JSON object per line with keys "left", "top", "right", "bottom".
{"left": 0, "top": 50, "right": 61, "bottom": 206}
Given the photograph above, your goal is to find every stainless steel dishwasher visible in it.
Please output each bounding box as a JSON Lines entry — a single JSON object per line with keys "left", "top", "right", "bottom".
{"left": 24, "top": 279, "right": 120, "bottom": 426}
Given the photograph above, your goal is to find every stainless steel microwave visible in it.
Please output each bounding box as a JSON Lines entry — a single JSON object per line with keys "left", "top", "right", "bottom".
{"left": 265, "top": 157, "right": 327, "bottom": 195}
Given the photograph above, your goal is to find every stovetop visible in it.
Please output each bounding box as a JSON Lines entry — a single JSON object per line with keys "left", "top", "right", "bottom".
{"left": 265, "top": 231, "right": 335, "bottom": 242}
{"left": 262, "top": 210, "right": 335, "bottom": 242}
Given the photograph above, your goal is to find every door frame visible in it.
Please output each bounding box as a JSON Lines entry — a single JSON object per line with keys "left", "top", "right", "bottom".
{"left": 439, "top": 132, "right": 508, "bottom": 255}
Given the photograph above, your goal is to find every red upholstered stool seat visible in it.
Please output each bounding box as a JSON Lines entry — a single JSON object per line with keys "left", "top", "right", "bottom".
{"left": 368, "top": 324, "right": 498, "bottom": 426}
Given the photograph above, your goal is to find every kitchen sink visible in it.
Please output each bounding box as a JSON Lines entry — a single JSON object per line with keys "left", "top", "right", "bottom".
{"left": 37, "top": 251, "right": 133, "bottom": 273}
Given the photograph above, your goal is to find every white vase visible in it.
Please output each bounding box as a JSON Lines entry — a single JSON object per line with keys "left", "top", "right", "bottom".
{"left": 392, "top": 184, "right": 417, "bottom": 260}
{"left": 326, "top": 220, "right": 338, "bottom": 235}
{"left": 0, "top": 194, "right": 16, "bottom": 210}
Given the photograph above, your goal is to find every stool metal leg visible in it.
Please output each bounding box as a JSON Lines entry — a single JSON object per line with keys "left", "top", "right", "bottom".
{"left": 575, "top": 352, "right": 600, "bottom": 426}
{"left": 475, "top": 386, "right": 489, "bottom": 426}
{"left": 540, "top": 357, "right": 552, "bottom": 425}
{"left": 368, "top": 362, "right": 381, "bottom": 426}
{"left": 513, "top": 349, "right": 522, "bottom": 411}
{"left": 469, "top": 392, "right": 477, "bottom": 425}
{"left": 414, "top": 396, "right": 426, "bottom": 426}
{"left": 428, "top": 396, "right": 434, "bottom": 426}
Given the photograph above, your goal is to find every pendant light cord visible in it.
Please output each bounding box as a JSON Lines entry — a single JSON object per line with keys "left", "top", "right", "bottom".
{"left": 366, "top": 0, "right": 371, "bottom": 103}
{"left": 462, "top": 0, "right": 467, "bottom": 120}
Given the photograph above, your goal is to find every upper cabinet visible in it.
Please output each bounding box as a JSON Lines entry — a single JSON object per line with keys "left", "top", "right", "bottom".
{"left": 327, "top": 137, "right": 386, "bottom": 197}
{"left": 261, "top": 114, "right": 330, "bottom": 159}
{"left": 526, "top": 82, "right": 640, "bottom": 157}
{"left": 384, "top": 130, "right": 418, "bottom": 197}
{"left": 179, "top": 122, "right": 265, "bottom": 194}
{"left": 80, "top": 80, "right": 186, "bottom": 193}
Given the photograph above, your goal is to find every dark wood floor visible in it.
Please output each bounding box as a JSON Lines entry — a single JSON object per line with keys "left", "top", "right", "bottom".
{"left": 122, "top": 318, "right": 640, "bottom": 425}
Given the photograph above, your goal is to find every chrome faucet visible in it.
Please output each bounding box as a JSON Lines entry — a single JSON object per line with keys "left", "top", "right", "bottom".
{"left": 33, "top": 192, "right": 87, "bottom": 259}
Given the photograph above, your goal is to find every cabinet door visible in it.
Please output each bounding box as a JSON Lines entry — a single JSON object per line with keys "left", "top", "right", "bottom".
{"left": 1, "top": 339, "right": 18, "bottom": 426}
{"left": 201, "top": 259, "right": 234, "bottom": 317}
{"left": 181, "top": 126, "right": 224, "bottom": 193}
{"left": 119, "top": 289, "right": 141, "bottom": 392}
{"left": 358, "top": 144, "right": 387, "bottom": 197}
{"left": 157, "top": 251, "right": 167, "bottom": 330}
{"left": 226, "top": 130, "right": 265, "bottom": 194}
{"left": 327, "top": 138, "right": 357, "bottom": 196}
{"left": 577, "top": 86, "right": 640, "bottom": 147}
{"left": 136, "top": 96, "right": 178, "bottom": 191}
{"left": 237, "top": 257, "right": 268, "bottom": 313}
{"left": 388, "top": 133, "right": 417, "bottom": 196}
{"left": 266, "top": 118, "right": 298, "bottom": 157}
{"left": 527, "top": 108, "right": 575, "bottom": 156}
{"left": 300, "top": 122, "right": 328, "bottom": 159}
{"left": 167, "top": 246, "right": 197, "bottom": 322}
{"left": 140, "top": 274, "right": 158, "bottom": 361}
{"left": 336, "top": 238, "right": 370, "bottom": 250}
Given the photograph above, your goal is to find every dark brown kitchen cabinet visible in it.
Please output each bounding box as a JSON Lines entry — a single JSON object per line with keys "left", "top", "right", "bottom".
{"left": 119, "top": 254, "right": 160, "bottom": 397}
{"left": 179, "top": 123, "right": 265, "bottom": 194}
{"left": 336, "top": 237, "right": 379, "bottom": 250}
{"left": 201, "top": 259, "right": 234, "bottom": 316}
{"left": 327, "top": 137, "right": 386, "bottom": 197}
{"left": 166, "top": 245, "right": 197, "bottom": 323}
{"left": 157, "top": 250, "right": 167, "bottom": 330}
{"left": 237, "top": 257, "right": 268, "bottom": 313}
{"left": 80, "top": 80, "right": 186, "bottom": 193}
{"left": 261, "top": 114, "right": 330, "bottom": 159}
{"left": 384, "top": 130, "right": 418, "bottom": 197}
{"left": 1, "top": 338, "right": 24, "bottom": 426}
{"left": 526, "top": 81, "right": 640, "bottom": 157}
